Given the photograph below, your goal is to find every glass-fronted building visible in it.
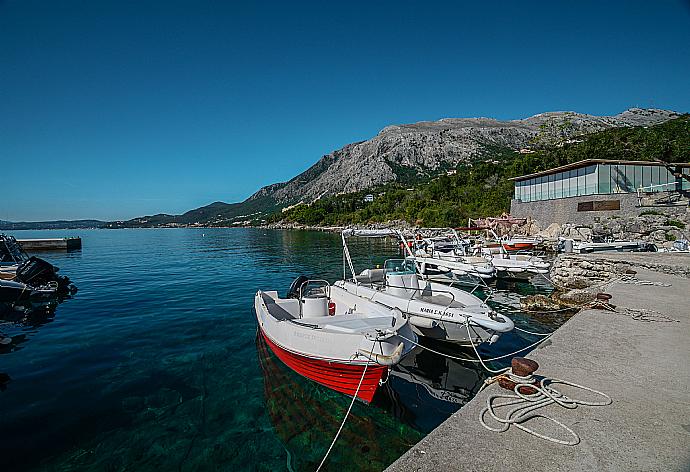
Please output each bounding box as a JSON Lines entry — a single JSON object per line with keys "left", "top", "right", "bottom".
{"left": 512, "top": 160, "right": 690, "bottom": 203}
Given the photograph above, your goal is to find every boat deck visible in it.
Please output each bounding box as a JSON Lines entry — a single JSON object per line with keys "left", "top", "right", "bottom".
{"left": 415, "top": 293, "right": 466, "bottom": 308}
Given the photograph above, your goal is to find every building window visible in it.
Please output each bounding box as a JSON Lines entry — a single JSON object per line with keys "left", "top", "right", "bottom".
{"left": 584, "top": 165, "right": 597, "bottom": 195}
{"left": 554, "top": 172, "right": 563, "bottom": 199}
{"left": 642, "top": 165, "right": 652, "bottom": 190}
{"left": 598, "top": 164, "right": 611, "bottom": 194}
{"left": 634, "top": 165, "right": 643, "bottom": 190}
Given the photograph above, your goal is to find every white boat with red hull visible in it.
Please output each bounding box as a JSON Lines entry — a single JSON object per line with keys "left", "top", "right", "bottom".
{"left": 255, "top": 278, "right": 416, "bottom": 403}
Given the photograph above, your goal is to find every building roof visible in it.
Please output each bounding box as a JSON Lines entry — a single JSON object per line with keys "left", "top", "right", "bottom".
{"left": 510, "top": 159, "right": 690, "bottom": 181}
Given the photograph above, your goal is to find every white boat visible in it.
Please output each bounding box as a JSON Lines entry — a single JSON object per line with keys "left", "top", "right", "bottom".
{"left": 559, "top": 237, "right": 657, "bottom": 254}
{"left": 336, "top": 229, "right": 514, "bottom": 346}
{"left": 411, "top": 231, "right": 496, "bottom": 280}
{"left": 476, "top": 231, "right": 550, "bottom": 279}
{"left": 501, "top": 235, "right": 543, "bottom": 252}
{"left": 255, "top": 278, "right": 416, "bottom": 403}
{"left": 481, "top": 251, "right": 550, "bottom": 279}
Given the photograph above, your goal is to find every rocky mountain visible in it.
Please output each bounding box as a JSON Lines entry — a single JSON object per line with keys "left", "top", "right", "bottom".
{"left": 112, "top": 107, "right": 680, "bottom": 227}
{"left": 247, "top": 108, "right": 680, "bottom": 207}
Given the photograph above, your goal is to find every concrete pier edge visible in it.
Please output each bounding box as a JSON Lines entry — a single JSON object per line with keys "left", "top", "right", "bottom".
{"left": 386, "top": 253, "right": 690, "bottom": 472}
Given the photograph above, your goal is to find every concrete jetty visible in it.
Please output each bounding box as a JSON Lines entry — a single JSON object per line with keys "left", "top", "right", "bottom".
{"left": 387, "top": 253, "right": 690, "bottom": 472}
{"left": 17, "top": 237, "right": 81, "bottom": 251}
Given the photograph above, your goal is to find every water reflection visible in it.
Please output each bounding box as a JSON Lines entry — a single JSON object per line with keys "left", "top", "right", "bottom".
{"left": 257, "top": 332, "right": 423, "bottom": 472}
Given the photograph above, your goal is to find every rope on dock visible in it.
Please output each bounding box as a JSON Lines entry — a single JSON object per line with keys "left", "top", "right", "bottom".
{"left": 616, "top": 275, "right": 672, "bottom": 287}
{"left": 478, "top": 371, "right": 612, "bottom": 445}
{"left": 315, "top": 340, "right": 377, "bottom": 472}
{"left": 397, "top": 325, "right": 553, "bottom": 368}
{"left": 615, "top": 307, "right": 680, "bottom": 323}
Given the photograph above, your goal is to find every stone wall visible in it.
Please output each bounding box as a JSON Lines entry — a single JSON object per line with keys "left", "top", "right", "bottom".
{"left": 510, "top": 193, "right": 687, "bottom": 227}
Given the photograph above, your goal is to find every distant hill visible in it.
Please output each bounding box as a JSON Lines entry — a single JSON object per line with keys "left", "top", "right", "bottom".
{"left": 0, "top": 219, "right": 105, "bottom": 230}
{"left": 115, "top": 107, "right": 681, "bottom": 227}
{"left": 5, "top": 108, "right": 683, "bottom": 229}
{"left": 275, "top": 114, "right": 690, "bottom": 227}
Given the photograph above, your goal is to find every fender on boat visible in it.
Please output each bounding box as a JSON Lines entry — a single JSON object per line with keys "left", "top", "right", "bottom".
{"left": 358, "top": 342, "right": 405, "bottom": 366}
{"left": 408, "top": 315, "right": 439, "bottom": 329}
{"left": 468, "top": 312, "right": 515, "bottom": 333}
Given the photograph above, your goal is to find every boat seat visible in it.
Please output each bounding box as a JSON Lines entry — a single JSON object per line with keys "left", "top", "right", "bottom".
{"left": 260, "top": 292, "right": 296, "bottom": 321}
{"left": 355, "top": 268, "right": 385, "bottom": 284}
{"left": 323, "top": 316, "right": 392, "bottom": 334}
{"left": 415, "top": 293, "right": 466, "bottom": 308}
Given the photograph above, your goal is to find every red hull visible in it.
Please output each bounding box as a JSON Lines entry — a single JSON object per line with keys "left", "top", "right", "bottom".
{"left": 502, "top": 242, "right": 535, "bottom": 251}
{"left": 259, "top": 328, "right": 386, "bottom": 403}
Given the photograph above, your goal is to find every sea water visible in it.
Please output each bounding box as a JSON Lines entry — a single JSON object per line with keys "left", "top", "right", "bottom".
{"left": 0, "top": 228, "right": 563, "bottom": 471}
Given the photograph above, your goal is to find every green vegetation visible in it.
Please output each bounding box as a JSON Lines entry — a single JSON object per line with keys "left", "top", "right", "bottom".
{"left": 667, "top": 219, "right": 686, "bottom": 229}
{"left": 272, "top": 116, "right": 690, "bottom": 227}
{"left": 639, "top": 209, "right": 663, "bottom": 216}
{"left": 666, "top": 232, "right": 677, "bottom": 241}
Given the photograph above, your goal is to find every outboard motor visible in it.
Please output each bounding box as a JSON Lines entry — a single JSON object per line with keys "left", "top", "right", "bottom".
{"left": 15, "top": 257, "right": 75, "bottom": 297}
{"left": 286, "top": 275, "right": 310, "bottom": 299}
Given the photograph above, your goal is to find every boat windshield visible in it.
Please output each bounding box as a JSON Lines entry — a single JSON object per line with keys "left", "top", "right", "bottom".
{"left": 384, "top": 259, "right": 415, "bottom": 275}
{"left": 300, "top": 280, "right": 330, "bottom": 299}
{"left": 0, "top": 236, "right": 29, "bottom": 264}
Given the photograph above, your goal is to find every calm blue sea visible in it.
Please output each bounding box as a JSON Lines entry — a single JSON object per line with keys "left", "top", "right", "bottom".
{"left": 0, "top": 229, "right": 560, "bottom": 471}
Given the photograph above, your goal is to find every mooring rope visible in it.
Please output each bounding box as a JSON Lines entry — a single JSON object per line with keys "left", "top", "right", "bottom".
{"left": 513, "top": 326, "right": 553, "bottom": 336}
{"left": 506, "top": 306, "right": 579, "bottom": 315}
{"left": 397, "top": 323, "right": 553, "bottom": 368}
{"left": 616, "top": 275, "right": 672, "bottom": 287}
{"left": 478, "top": 371, "right": 612, "bottom": 445}
{"left": 315, "top": 340, "right": 377, "bottom": 472}
{"left": 615, "top": 307, "right": 680, "bottom": 323}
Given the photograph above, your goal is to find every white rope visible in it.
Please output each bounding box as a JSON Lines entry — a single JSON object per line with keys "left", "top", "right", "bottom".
{"left": 315, "top": 340, "right": 376, "bottom": 472}
{"left": 616, "top": 275, "right": 672, "bottom": 287}
{"left": 513, "top": 326, "right": 553, "bottom": 336}
{"left": 479, "top": 371, "right": 612, "bottom": 445}
{"left": 615, "top": 307, "right": 680, "bottom": 323}
{"left": 397, "top": 325, "right": 553, "bottom": 366}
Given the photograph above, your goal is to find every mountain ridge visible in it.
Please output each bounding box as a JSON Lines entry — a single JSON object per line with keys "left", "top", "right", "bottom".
{"left": 2, "top": 107, "right": 681, "bottom": 229}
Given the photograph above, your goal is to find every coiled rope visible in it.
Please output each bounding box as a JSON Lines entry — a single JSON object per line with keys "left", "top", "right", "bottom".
{"left": 399, "top": 318, "right": 611, "bottom": 444}
{"left": 315, "top": 340, "right": 377, "bottom": 472}
{"left": 478, "top": 371, "right": 612, "bottom": 445}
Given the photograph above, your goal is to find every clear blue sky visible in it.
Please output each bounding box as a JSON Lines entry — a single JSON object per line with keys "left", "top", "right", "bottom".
{"left": 2, "top": 0, "right": 689, "bottom": 221}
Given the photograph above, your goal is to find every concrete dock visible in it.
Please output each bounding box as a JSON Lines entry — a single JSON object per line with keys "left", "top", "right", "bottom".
{"left": 17, "top": 237, "right": 81, "bottom": 251}
{"left": 387, "top": 253, "right": 690, "bottom": 472}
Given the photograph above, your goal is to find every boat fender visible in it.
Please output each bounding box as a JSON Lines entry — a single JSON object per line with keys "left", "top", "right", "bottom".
{"left": 328, "top": 301, "right": 336, "bottom": 316}
{"left": 408, "top": 315, "right": 438, "bottom": 329}
{"left": 358, "top": 342, "right": 404, "bottom": 366}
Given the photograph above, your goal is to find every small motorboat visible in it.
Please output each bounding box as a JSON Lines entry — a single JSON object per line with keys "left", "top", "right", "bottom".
{"left": 559, "top": 237, "right": 657, "bottom": 254}
{"left": 255, "top": 277, "right": 416, "bottom": 403}
{"left": 0, "top": 279, "right": 58, "bottom": 311}
{"left": 412, "top": 233, "right": 496, "bottom": 280}
{"left": 501, "top": 235, "right": 543, "bottom": 252}
{"left": 337, "top": 230, "right": 514, "bottom": 346}
{"left": 482, "top": 252, "right": 550, "bottom": 280}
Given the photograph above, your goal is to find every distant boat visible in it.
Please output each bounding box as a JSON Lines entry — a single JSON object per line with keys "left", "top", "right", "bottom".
{"left": 255, "top": 277, "right": 416, "bottom": 403}
{"left": 558, "top": 237, "right": 657, "bottom": 254}
{"left": 501, "top": 235, "right": 543, "bottom": 252}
